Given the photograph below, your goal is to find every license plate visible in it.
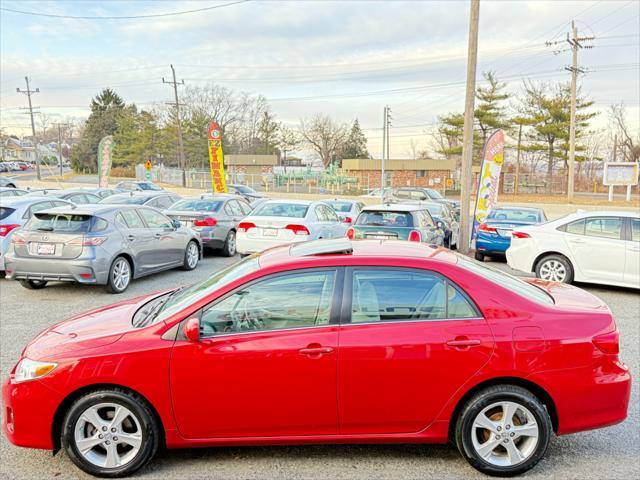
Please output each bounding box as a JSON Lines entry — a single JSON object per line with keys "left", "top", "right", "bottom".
{"left": 369, "top": 235, "right": 392, "bottom": 240}
{"left": 498, "top": 230, "right": 512, "bottom": 237}
{"left": 36, "top": 243, "right": 56, "bottom": 255}
{"left": 262, "top": 228, "right": 278, "bottom": 237}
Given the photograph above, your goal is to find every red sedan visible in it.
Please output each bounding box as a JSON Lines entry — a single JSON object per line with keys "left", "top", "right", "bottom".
{"left": 2, "top": 239, "right": 631, "bottom": 477}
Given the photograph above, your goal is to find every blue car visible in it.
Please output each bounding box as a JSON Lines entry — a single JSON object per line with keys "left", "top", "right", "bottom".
{"left": 474, "top": 206, "right": 547, "bottom": 261}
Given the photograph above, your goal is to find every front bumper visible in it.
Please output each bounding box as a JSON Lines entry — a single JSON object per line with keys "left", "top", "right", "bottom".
{"left": 4, "top": 254, "right": 110, "bottom": 285}
{"left": 2, "top": 376, "right": 63, "bottom": 449}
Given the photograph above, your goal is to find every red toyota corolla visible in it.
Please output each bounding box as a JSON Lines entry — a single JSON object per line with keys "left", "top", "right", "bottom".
{"left": 2, "top": 239, "right": 631, "bottom": 477}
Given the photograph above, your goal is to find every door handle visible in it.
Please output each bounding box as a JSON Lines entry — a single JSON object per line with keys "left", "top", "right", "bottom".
{"left": 299, "top": 345, "right": 334, "bottom": 356}
{"left": 154, "top": 233, "right": 162, "bottom": 238}
{"left": 446, "top": 338, "right": 481, "bottom": 348}
{"left": 127, "top": 234, "right": 135, "bottom": 241}
{"left": 569, "top": 238, "right": 586, "bottom": 244}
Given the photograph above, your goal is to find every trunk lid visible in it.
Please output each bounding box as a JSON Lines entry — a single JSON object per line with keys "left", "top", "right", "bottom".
{"left": 525, "top": 278, "right": 610, "bottom": 312}
{"left": 245, "top": 216, "right": 309, "bottom": 240}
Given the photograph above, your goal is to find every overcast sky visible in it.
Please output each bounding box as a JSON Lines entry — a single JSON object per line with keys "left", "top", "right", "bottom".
{"left": 1, "top": 0, "right": 638, "bottom": 159}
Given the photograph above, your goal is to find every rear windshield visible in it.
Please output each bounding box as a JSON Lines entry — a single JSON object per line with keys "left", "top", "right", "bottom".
{"left": 487, "top": 209, "right": 541, "bottom": 223}
{"left": 138, "top": 183, "right": 162, "bottom": 191}
{"left": 426, "top": 189, "right": 444, "bottom": 199}
{"left": 252, "top": 203, "right": 309, "bottom": 218}
{"left": 170, "top": 199, "right": 222, "bottom": 212}
{"left": 356, "top": 210, "right": 414, "bottom": 228}
{"left": 0, "top": 207, "right": 16, "bottom": 220}
{"left": 424, "top": 204, "right": 444, "bottom": 216}
{"left": 457, "top": 256, "right": 554, "bottom": 305}
{"left": 26, "top": 213, "right": 97, "bottom": 233}
{"left": 232, "top": 185, "right": 255, "bottom": 194}
{"left": 326, "top": 201, "right": 352, "bottom": 213}
{"left": 100, "top": 195, "right": 146, "bottom": 205}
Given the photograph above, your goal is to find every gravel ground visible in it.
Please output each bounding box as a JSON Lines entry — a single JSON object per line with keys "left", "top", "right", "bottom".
{"left": 0, "top": 254, "right": 638, "bottom": 480}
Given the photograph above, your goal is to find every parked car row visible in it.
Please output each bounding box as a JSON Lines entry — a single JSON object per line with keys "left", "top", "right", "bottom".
{"left": 0, "top": 161, "right": 33, "bottom": 172}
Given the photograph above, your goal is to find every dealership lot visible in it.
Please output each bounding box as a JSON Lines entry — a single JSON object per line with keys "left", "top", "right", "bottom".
{"left": 0, "top": 254, "right": 638, "bottom": 479}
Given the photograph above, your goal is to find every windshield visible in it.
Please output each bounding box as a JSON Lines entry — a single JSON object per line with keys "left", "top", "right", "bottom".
{"left": 457, "top": 256, "right": 554, "bottom": 305}
{"left": 100, "top": 195, "right": 146, "bottom": 205}
{"left": 426, "top": 189, "right": 444, "bottom": 199}
{"left": 356, "top": 210, "right": 414, "bottom": 227}
{"left": 153, "top": 255, "right": 261, "bottom": 324}
{"left": 232, "top": 185, "right": 255, "bottom": 194}
{"left": 170, "top": 199, "right": 222, "bottom": 212}
{"left": 487, "top": 208, "right": 542, "bottom": 223}
{"left": 139, "top": 183, "right": 162, "bottom": 191}
{"left": 27, "top": 213, "right": 95, "bottom": 233}
{"left": 326, "top": 201, "right": 352, "bottom": 213}
{"left": 252, "top": 202, "right": 309, "bottom": 218}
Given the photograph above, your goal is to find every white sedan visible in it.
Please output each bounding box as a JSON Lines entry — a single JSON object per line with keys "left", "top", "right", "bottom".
{"left": 506, "top": 210, "right": 639, "bottom": 289}
{"left": 236, "top": 199, "right": 348, "bottom": 255}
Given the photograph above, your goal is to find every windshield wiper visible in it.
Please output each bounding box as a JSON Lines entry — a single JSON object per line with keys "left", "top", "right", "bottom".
{"left": 137, "top": 287, "right": 184, "bottom": 327}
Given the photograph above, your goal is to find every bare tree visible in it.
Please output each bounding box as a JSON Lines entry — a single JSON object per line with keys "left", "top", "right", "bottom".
{"left": 276, "top": 123, "right": 301, "bottom": 164}
{"left": 299, "top": 114, "right": 348, "bottom": 168}
{"left": 609, "top": 103, "right": 639, "bottom": 162}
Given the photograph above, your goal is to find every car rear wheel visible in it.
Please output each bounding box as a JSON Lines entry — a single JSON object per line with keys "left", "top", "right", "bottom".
{"left": 474, "top": 252, "right": 485, "bottom": 262}
{"left": 455, "top": 385, "right": 552, "bottom": 477}
{"left": 181, "top": 240, "right": 199, "bottom": 270}
{"left": 535, "top": 254, "right": 573, "bottom": 283}
{"left": 61, "top": 389, "right": 159, "bottom": 478}
{"left": 221, "top": 230, "right": 236, "bottom": 257}
{"left": 106, "top": 257, "right": 131, "bottom": 294}
{"left": 19, "top": 279, "right": 48, "bottom": 290}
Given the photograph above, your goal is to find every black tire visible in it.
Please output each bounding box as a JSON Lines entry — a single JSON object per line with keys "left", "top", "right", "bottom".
{"left": 221, "top": 230, "right": 236, "bottom": 257}
{"left": 455, "top": 385, "right": 552, "bottom": 477}
{"left": 106, "top": 256, "right": 132, "bottom": 294}
{"left": 474, "top": 252, "right": 485, "bottom": 262}
{"left": 61, "top": 388, "right": 160, "bottom": 478}
{"left": 19, "top": 279, "right": 48, "bottom": 290}
{"left": 534, "top": 254, "right": 574, "bottom": 284}
{"left": 180, "top": 240, "right": 199, "bottom": 270}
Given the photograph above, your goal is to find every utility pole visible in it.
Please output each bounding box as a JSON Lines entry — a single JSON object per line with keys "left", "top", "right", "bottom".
{"left": 16, "top": 77, "right": 41, "bottom": 180}
{"left": 458, "top": 0, "right": 480, "bottom": 255}
{"left": 386, "top": 106, "right": 391, "bottom": 171}
{"left": 53, "top": 123, "right": 70, "bottom": 177}
{"left": 381, "top": 105, "right": 387, "bottom": 197}
{"left": 163, "top": 65, "right": 186, "bottom": 187}
{"left": 547, "top": 21, "right": 594, "bottom": 201}
{"left": 515, "top": 123, "right": 523, "bottom": 196}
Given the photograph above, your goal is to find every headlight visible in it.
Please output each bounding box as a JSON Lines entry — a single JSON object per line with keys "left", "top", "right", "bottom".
{"left": 13, "top": 358, "right": 58, "bottom": 383}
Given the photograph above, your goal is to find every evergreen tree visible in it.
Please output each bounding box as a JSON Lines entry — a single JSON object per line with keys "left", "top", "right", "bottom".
{"left": 341, "top": 119, "right": 369, "bottom": 159}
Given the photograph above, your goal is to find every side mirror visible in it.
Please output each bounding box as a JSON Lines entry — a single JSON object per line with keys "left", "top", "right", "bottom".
{"left": 171, "top": 219, "right": 181, "bottom": 229}
{"left": 182, "top": 316, "right": 200, "bottom": 342}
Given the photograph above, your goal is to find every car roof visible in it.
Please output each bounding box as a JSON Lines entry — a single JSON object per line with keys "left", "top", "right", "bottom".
{"left": 0, "top": 195, "right": 59, "bottom": 207}
{"left": 559, "top": 210, "right": 640, "bottom": 220}
{"left": 196, "top": 193, "right": 242, "bottom": 200}
{"left": 362, "top": 203, "right": 426, "bottom": 212}
{"left": 108, "top": 191, "right": 171, "bottom": 198}
{"left": 38, "top": 204, "right": 140, "bottom": 216}
{"left": 258, "top": 239, "right": 458, "bottom": 270}
{"left": 492, "top": 205, "right": 543, "bottom": 212}
{"left": 259, "top": 198, "right": 312, "bottom": 206}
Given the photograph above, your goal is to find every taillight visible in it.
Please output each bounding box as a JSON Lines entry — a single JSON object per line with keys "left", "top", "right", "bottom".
{"left": 343, "top": 216, "right": 353, "bottom": 224}
{"left": 512, "top": 231, "right": 531, "bottom": 239}
{"left": 67, "top": 237, "right": 107, "bottom": 246}
{"left": 593, "top": 331, "right": 619, "bottom": 355}
{"left": 408, "top": 230, "right": 422, "bottom": 242}
{"left": 238, "top": 222, "right": 256, "bottom": 232}
{"left": 285, "top": 224, "right": 310, "bottom": 235}
{"left": 193, "top": 217, "right": 217, "bottom": 227}
{"left": 0, "top": 224, "right": 20, "bottom": 237}
{"left": 10, "top": 233, "right": 26, "bottom": 244}
{"left": 346, "top": 227, "right": 355, "bottom": 240}
{"left": 478, "top": 223, "right": 497, "bottom": 233}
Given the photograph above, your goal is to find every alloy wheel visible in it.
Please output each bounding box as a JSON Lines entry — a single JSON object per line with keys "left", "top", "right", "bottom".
{"left": 470, "top": 401, "right": 539, "bottom": 467}
{"left": 112, "top": 259, "right": 130, "bottom": 291}
{"left": 73, "top": 403, "right": 143, "bottom": 469}
{"left": 539, "top": 259, "right": 567, "bottom": 282}
{"left": 227, "top": 232, "right": 236, "bottom": 256}
{"left": 187, "top": 243, "right": 199, "bottom": 268}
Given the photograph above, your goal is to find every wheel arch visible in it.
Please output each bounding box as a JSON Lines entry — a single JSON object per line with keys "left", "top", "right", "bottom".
{"left": 447, "top": 376, "right": 559, "bottom": 441}
{"left": 51, "top": 383, "right": 166, "bottom": 452}
{"left": 114, "top": 252, "right": 135, "bottom": 277}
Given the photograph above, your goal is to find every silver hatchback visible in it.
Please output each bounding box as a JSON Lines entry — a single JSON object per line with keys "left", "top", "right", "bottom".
{"left": 4, "top": 204, "right": 202, "bottom": 293}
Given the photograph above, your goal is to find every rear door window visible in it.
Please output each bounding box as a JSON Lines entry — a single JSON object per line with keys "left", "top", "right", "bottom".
{"left": 139, "top": 208, "right": 173, "bottom": 229}
{"left": 119, "top": 210, "right": 145, "bottom": 229}
{"left": 584, "top": 217, "right": 623, "bottom": 240}
{"left": 631, "top": 219, "right": 640, "bottom": 242}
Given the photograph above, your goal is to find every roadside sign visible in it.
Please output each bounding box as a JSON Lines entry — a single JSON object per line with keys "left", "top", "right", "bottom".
{"left": 145, "top": 160, "right": 152, "bottom": 171}
{"left": 603, "top": 162, "right": 638, "bottom": 201}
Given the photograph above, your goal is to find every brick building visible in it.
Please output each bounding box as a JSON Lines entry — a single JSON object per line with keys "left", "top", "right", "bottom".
{"left": 341, "top": 158, "right": 458, "bottom": 190}
{"left": 225, "top": 154, "right": 278, "bottom": 175}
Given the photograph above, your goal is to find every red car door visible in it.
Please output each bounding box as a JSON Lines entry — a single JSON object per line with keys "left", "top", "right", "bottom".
{"left": 338, "top": 267, "right": 494, "bottom": 434}
{"left": 170, "top": 269, "right": 341, "bottom": 439}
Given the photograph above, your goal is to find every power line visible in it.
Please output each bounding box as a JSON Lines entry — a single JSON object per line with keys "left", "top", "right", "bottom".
{"left": 0, "top": 1, "right": 250, "bottom": 20}
{"left": 16, "top": 76, "right": 42, "bottom": 180}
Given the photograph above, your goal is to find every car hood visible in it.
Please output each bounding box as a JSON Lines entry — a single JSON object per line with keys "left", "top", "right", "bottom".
{"left": 23, "top": 292, "right": 161, "bottom": 360}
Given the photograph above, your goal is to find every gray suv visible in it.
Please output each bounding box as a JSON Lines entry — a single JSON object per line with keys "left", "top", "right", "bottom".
{"left": 4, "top": 204, "right": 201, "bottom": 293}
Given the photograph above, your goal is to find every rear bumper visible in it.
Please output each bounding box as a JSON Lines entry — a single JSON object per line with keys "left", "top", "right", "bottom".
{"left": 506, "top": 241, "right": 537, "bottom": 273}
{"left": 530, "top": 358, "right": 632, "bottom": 435}
{"left": 4, "top": 254, "right": 110, "bottom": 284}
{"left": 2, "top": 376, "right": 62, "bottom": 449}
{"left": 236, "top": 233, "right": 308, "bottom": 254}
{"left": 475, "top": 234, "right": 511, "bottom": 254}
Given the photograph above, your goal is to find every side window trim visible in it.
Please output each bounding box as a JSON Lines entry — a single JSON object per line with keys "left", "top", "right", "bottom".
{"left": 341, "top": 266, "right": 483, "bottom": 326}
{"left": 197, "top": 267, "right": 345, "bottom": 339}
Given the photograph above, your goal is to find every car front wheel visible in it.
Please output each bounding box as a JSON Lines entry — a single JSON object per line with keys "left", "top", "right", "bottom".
{"left": 61, "top": 389, "right": 159, "bottom": 478}
{"left": 455, "top": 385, "right": 552, "bottom": 477}
{"left": 181, "top": 240, "right": 200, "bottom": 270}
